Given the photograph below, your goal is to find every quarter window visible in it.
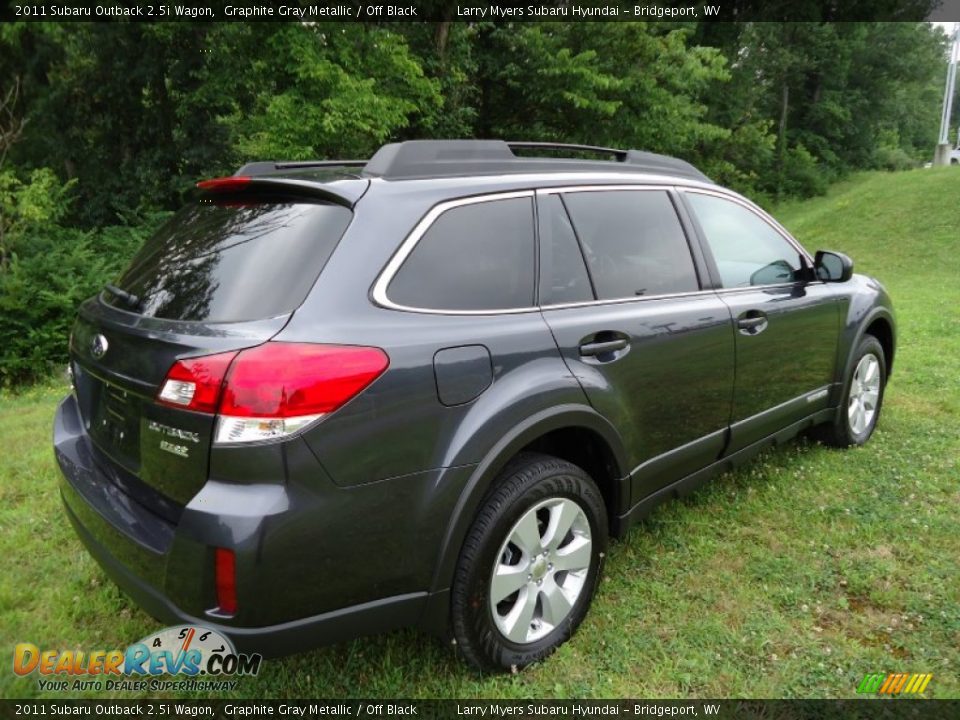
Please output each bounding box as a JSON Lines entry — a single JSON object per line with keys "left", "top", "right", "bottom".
{"left": 686, "top": 193, "right": 803, "bottom": 288}
{"left": 387, "top": 197, "right": 535, "bottom": 311}
{"left": 561, "top": 190, "right": 699, "bottom": 300}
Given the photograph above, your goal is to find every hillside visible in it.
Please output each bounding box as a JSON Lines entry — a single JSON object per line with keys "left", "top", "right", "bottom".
{"left": 1, "top": 170, "right": 958, "bottom": 700}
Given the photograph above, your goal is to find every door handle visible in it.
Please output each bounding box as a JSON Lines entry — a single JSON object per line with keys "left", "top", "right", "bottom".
{"left": 579, "top": 339, "right": 629, "bottom": 356}
{"left": 737, "top": 312, "right": 768, "bottom": 335}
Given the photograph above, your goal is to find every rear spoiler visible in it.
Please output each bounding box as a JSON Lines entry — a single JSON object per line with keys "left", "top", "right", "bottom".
{"left": 196, "top": 174, "right": 368, "bottom": 208}
{"left": 234, "top": 160, "right": 367, "bottom": 175}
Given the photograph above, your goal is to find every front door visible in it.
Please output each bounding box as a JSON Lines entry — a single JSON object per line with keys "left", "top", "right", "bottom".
{"left": 681, "top": 190, "right": 842, "bottom": 453}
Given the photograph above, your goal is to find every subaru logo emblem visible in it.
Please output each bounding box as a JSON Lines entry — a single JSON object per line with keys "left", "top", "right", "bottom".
{"left": 91, "top": 334, "right": 109, "bottom": 359}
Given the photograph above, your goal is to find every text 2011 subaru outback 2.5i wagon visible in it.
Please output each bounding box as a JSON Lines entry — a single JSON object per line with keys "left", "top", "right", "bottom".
{"left": 54, "top": 141, "right": 895, "bottom": 670}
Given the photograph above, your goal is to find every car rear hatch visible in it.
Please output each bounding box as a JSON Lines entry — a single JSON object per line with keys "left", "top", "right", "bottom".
{"left": 69, "top": 180, "right": 362, "bottom": 521}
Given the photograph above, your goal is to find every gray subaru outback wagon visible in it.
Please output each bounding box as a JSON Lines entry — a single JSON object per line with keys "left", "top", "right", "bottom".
{"left": 54, "top": 140, "right": 895, "bottom": 670}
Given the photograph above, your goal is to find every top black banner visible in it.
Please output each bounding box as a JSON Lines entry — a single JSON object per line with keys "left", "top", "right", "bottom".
{"left": 4, "top": 0, "right": 960, "bottom": 23}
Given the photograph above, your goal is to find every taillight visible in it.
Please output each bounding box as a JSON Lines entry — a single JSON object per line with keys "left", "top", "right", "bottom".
{"left": 216, "top": 343, "right": 389, "bottom": 444}
{"left": 157, "top": 351, "right": 238, "bottom": 413}
{"left": 155, "top": 343, "right": 389, "bottom": 444}
{"left": 214, "top": 547, "right": 237, "bottom": 615}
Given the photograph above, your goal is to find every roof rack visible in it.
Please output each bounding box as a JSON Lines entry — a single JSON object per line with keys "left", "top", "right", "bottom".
{"left": 234, "top": 140, "right": 712, "bottom": 184}
{"left": 362, "top": 140, "right": 712, "bottom": 183}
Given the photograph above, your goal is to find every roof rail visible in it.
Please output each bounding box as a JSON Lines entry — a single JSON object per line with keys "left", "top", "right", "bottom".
{"left": 507, "top": 141, "right": 629, "bottom": 160}
{"left": 362, "top": 140, "right": 711, "bottom": 183}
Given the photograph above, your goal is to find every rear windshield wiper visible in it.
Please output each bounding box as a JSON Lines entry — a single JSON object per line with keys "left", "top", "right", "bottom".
{"left": 104, "top": 283, "right": 141, "bottom": 310}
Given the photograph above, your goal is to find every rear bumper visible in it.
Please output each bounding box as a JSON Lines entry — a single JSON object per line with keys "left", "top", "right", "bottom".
{"left": 53, "top": 394, "right": 441, "bottom": 655}
{"left": 62, "top": 494, "right": 425, "bottom": 655}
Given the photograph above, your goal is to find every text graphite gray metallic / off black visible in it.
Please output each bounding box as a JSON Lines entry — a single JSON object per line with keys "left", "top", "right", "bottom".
{"left": 53, "top": 140, "right": 896, "bottom": 670}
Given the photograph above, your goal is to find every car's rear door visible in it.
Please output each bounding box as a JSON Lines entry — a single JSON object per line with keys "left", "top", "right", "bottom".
{"left": 679, "top": 189, "right": 842, "bottom": 454}
{"left": 537, "top": 187, "right": 735, "bottom": 506}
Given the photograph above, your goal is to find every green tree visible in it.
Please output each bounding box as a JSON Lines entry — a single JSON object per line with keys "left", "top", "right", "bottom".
{"left": 698, "top": 21, "right": 948, "bottom": 198}
{"left": 222, "top": 24, "right": 441, "bottom": 160}
{"left": 393, "top": 20, "right": 479, "bottom": 139}
{"left": 474, "top": 23, "right": 729, "bottom": 156}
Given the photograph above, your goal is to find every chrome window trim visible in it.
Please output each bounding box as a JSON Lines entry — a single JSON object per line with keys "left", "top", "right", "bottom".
{"left": 536, "top": 183, "right": 673, "bottom": 195}
{"left": 539, "top": 288, "right": 717, "bottom": 311}
{"left": 371, "top": 184, "right": 821, "bottom": 317}
{"left": 539, "top": 280, "right": 821, "bottom": 311}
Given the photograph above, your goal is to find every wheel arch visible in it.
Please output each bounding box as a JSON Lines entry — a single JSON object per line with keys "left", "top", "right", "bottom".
{"left": 843, "top": 306, "right": 895, "bottom": 382}
{"left": 864, "top": 315, "right": 895, "bottom": 378}
{"left": 427, "top": 405, "right": 628, "bottom": 597}
{"left": 824, "top": 305, "right": 895, "bottom": 433}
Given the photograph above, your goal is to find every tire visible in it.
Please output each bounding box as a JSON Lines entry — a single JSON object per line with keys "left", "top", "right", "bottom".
{"left": 451, "top": 453, "right": 608, "bottom": 672}
{"left": 813, "top": 334, "right": 887, "bottom": 447}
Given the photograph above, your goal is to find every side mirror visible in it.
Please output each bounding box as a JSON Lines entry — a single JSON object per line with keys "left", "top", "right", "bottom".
{"left": 814, "top": 250, "right": 854, "bottom": 283}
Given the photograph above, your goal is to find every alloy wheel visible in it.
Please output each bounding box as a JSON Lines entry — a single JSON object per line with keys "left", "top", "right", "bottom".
{"left": 489, "top": 497, "right": 593, "bottom": 644}
{"left": 848, "top": 352, "right": 881, "bottom": 435}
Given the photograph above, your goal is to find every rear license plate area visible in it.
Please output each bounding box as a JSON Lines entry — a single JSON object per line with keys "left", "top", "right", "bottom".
{"left": 89, "top": 378, "right": 140, "bottom": 469}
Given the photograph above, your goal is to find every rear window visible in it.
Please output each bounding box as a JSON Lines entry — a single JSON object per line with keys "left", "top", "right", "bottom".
{"left": 106, "top": 200, "right": 352, "bottom": 322}
{"left": 387, "top": 197, "right": 535, "bottom": 311}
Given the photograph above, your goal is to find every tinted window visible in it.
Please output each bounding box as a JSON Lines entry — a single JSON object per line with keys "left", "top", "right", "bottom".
{"left": 107, "top": 201, "right": 352, "bottom": 322}
{"left": 562, "top": 190, "right": 699, "bottom": 300}
{"left": 388, "top": 197, "right": 535, "bottom": 311}
{"left": 538, "top": 194, "right": 594, "bottom": 305}
{"left": 686, "top": 193, "right": 802, "bottom": 288}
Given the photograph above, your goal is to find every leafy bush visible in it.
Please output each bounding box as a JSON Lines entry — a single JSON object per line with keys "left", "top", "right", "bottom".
{"left": 0, "top": 168, "right": 161, "bottom": 386}
{"left": 1, "top": 227, "right": 105, "bottom": 385}
{"left": 874, "top": 146, "right": 920, "bottom": 172}
{"left": 775, "top": 144, "right": 829, "bottom": 199}
{"left": 0, "top": 225, "right": 160, "bottom": 386}
{"left": 699, "top": 120, "right": 777, "bottom": 203}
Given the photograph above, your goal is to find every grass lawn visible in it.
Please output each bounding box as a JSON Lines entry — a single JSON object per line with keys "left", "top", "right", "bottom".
{"left": 1, "top": 169, "right": 958, "bottom": 700}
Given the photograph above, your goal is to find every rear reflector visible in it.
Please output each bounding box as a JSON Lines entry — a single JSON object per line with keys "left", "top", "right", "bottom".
{"left": 197, "top": 176, "right": 252, "bottom": 192}
{"left": 156, "top": 343, "right": 389, "bottom": 444}
{"left": 214, "top": 548, "right": 237, "bottom": 615}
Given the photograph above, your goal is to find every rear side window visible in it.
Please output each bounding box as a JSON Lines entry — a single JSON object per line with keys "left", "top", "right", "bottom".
{"left": 107, "top": 201, "right": 352, "bottom": 322}
{"left": 562, "top": 190, "right": 699, "bottom": 299}
{"left": 387, "top": 197, "right": 535, "bottom": 311}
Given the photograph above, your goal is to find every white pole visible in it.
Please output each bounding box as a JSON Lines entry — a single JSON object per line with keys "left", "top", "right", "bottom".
{"left": 939, "top": 60, "right": 956, "bottom": 144}
{"left": 935, "top": 26, "right": 959, "bottom": 163}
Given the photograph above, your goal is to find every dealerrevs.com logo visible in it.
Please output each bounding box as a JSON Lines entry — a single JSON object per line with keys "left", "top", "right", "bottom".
{"left": 13, "top": 625, "right": 262, "bottom": 692}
